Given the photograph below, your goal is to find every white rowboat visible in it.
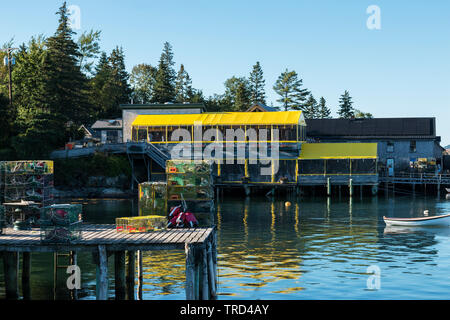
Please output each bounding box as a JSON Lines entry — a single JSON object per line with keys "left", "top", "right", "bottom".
{"left": 383, "top": 214, "right": 450, "bottom": 227}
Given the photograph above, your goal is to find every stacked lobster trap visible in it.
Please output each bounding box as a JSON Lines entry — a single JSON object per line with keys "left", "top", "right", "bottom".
{"left": 138, "top": 182, "right": 167, "bottom": 216}
{"left": 39, "top": 204, "right": 83, "bottom": 243}
{"left": 166, "top": 160, "right": 215, "bottom": 227}
{"left": 0, "top": 160, "right": 54, "bottom": 208}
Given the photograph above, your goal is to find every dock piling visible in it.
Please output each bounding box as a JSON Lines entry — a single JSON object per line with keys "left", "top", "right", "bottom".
{"left": 114, "top": 251, "right": 126, "bottom": 300}
{"left": 22, "top": 252, "right": 31, "bottom": 300}
{"left": 3, "top": 251, "right": 19, "bottom": 300}
{"left": 185, "top": 243, "right": 197, "bottom": 300}
{"left": 126, "top": 250, "right": 136, "bottom": 300}
{"left": 137, "top": 250, "right": 143, "bottom": 300}
{"left": 95, "top": 245, "right": 109, "bottom": 300}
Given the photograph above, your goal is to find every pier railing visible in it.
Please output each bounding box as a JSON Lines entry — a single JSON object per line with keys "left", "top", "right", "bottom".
{"left": 379, "top": 172, "right": 450, "bottom": 185}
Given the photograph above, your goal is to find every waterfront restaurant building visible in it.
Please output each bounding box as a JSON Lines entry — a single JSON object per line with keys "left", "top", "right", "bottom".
{"left": 130, "top": 111, "right": 378, "bottom": 187}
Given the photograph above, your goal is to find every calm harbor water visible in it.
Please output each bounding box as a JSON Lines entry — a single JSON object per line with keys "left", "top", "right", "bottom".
{"left": 1, "top": 194, "right": 450, "bottom": 300}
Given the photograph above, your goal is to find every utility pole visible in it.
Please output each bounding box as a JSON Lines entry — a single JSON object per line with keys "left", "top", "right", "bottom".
{"left": 2, "top": 47, "right": 18, "bottom": 107}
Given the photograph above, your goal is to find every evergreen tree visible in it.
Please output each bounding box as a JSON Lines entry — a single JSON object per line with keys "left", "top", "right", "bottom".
{"left": 42, "top": 1, "right": 90, "bottom": 124}
{"left": 249, "top": 61, "right": 266, "bottom": 105}
{"left": 77, "top": 29, "right": 101, "bottom": 76}
{"left": 234, "top": 81, "right": 251, "bottom": 111}
{"left": 89, "top": 47, "right": 131, "bottom": 119}
{"left": 107, "top": 46, "right": 131, "bottom": 116}
{"left": 303, "top": 94, "right": 319, "bottom": 119}
{"left": 338, "top": 90, "right": 355, "bottom": 119}
{"left": 0, "top": 93, "right": 10, "bottom": 149}
{"left": 152, "top": 42, "right": 176, "bottom": 103}
{"left": 273, "top": 69, "right": 310, "bottom": 111}
{"left": 318, "top": 97, "right": 331, "bottom": 119}
{"left": 223, "top": 76, "right": 251, "bottom": 111}
{"left": 130, "top": 63, "right": 157, "bottom": 104}
{"left": 175, "top": 64, "right": 193, "bottom": 103}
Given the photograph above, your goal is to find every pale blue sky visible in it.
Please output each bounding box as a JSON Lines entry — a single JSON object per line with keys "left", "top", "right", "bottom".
{"left": 1, "top": 1, "right": 449, "bottom": 144}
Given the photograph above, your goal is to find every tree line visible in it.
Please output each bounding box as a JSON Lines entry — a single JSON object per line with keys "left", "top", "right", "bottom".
{"left": 0, "top": 2, "right": 372, "bottom": 159}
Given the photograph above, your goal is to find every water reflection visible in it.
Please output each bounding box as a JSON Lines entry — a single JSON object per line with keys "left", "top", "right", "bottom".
{"left": 2, "top": 196, "right": 450, "bottom": 300}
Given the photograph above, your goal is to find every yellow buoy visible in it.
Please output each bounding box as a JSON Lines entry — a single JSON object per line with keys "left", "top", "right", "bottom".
{"left": 285, "top": 201, "right": 291, "bottom": 208}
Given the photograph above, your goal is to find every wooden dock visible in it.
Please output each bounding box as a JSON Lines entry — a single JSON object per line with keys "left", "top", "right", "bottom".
{"left": 0, "top": 225, "right": 217, "bottom": 300}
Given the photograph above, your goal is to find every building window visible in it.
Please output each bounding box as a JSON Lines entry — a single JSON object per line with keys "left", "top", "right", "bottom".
{"left": 387, "top": 142, "right": 394, "bottom": 153}
{"left": 410, "top": 141, "right": 417, "bottom": 153}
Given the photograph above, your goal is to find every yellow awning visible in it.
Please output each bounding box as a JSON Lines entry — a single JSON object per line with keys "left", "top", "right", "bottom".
{"left": 132, "top": 111, "right": 304, "bottom": 127}
{"left": 299, "top": 143, "right": 378, "bottom": 159}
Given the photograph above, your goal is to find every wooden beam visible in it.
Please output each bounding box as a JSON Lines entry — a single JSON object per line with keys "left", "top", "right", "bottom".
{"left": 185, "top": 243, "right": 196, "bottom": 300}
{"left": 201, "top": 246, "right": 209, "bottom": 300}
{"left": 95, "top": 245, "right": 109, "bottom": 300}
{"left": 69, "top": 251, "right": 78, "bottom": 300}
{"left": 126, "top": 250, "right": 136, "bottom": 300}
{"left": 137, "top": 250, "right": 143, "bottom": 300}
{"left": 3, "top": 251, "right": 19, "bottom": 300}
{"left": 207, "top": 240, "right": 217, "bottom": 299}
{"left": 22, "top": 252, "right": 31, "bottom": 300}
{"left": 114, "top": 251, "right": 126, "bottom": 300}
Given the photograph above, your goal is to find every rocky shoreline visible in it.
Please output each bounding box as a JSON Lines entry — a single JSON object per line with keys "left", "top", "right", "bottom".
{"left": 52, "top": 187, "right": 135, "bottom": 199}
{"left": 53, "top": 174, "right": 135, "bottom": 199}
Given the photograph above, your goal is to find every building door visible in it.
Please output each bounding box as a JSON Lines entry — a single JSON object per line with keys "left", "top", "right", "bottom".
{"left": 387, "top": 158, "right": 394, "bottom": 177}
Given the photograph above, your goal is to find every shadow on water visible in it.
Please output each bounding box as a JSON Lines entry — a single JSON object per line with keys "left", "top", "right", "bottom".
{"left": 2, "top": 195, "right": 450, "bottom": 299}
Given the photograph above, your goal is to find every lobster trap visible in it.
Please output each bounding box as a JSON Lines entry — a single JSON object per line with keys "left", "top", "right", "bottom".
{"left": 138, "top": 182, "right": 167, "bottom": 216}
{"left": 40, "top": 222, "right": 82, "bottom": 243}
{"left": 0, "top": 160, "right": 54, "bottom": 208}
{"left": 40, "top": 204, "right": 83, "bottom": 226}
{"left": 166, "top": 160, "right": 215, "bottom": 227}
{"left": 116, "top": 216, "right": 167, "bottom": 233}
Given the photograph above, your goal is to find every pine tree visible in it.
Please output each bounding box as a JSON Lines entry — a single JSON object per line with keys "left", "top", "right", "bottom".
{"left": 273, "top": 69, "right": 310, "bottom": 111}
{"left": 249, "top": 61, "right": 266, "bottom": 105}
{"left": 108, "top": 46, "right": 131, "bottom": 116}
{"left": 152, "top": 42, "right": 176, "bottom": 103}
{"left": 318, "top": 97, "right": 331, "bottom": 119}
{"left": 130, "top": 63, "right": 157, "bottom": 104}
{"left": 42, "top": 1, "right": 90, "bottom": 124}
{"left": 175, "top": 64, "right": 193, "bottom": 103}
{"left": 234, "top": 81, "right": 251, "bottom": 111}
{"left": 338, "top": 90, "right": 355, "bottom": 119}
{"left": 88, "top": 48, "right": 131, "bottom": 119}
{"left": 77, "top": 29, "right": 101, "bottom": 76}
{"left": 303, "top": 94, "right": 319, "bottom": 119}
{"left": 223, "top": 76, "right": 251, "bottom": 111}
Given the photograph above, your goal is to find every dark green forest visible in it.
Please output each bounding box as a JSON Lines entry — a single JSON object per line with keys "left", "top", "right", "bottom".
{"left": 0, "top": 2, "right": 372, "bottom": 160}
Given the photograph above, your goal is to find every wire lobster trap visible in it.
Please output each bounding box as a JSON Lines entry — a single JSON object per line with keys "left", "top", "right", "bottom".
{"left": 40, "top": 204, "right": 83, "bottom": 226}
{"left": 116, "top": 216, "right": 167, "bottom": 233}
{"left": 138, "top": 182, "right": 167, "bottom": 216}
{"left": 40, "top": 222, "right": 83, "bottom": 243}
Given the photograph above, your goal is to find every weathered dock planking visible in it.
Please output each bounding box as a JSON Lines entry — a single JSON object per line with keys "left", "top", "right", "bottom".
{"left": 0, "top": 224, "right": 217, "bottom": 301}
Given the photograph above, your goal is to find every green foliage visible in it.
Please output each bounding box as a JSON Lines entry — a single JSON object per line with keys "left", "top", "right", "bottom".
{"left": 303, "top": 94, "right": 319, "bottom": 119}
{"left": 249, "top": 61, "right": 266, "bottom": 105}
{"left": 54, "top": 153, "right": 131, "bottom": 187}
{"left": 354, "top": 109, "right": 373, "bottom": 119}
{"left": 273, "top": 69, "right": 310, "bottom": 111}
{"left": 175, "top": 64, "right": 193, "bottom": 103}
{"left": 223, "top": 76, "right": 251, "bottom": 111}
{"left": 43, "top": 2, "right": 90, "bottom": 124}
{"left": 130, "top": 63, "right": 157, "bottom": 104}
{"left": 318, "top": 97, "right": 331, "bottom": 119}
{"left": 0, "top": 93, "right": 11, "bottom": 148}
{"left": 338, "top": 90, "right": 355, "bottom": 119}
{"left": 78, "top": 29, "right": 102, "bottom": 76}
{"left": 88, "top": 47, "right": 131, "bottom": 119}
{"left": 152, "top": 42, "right": 176, "bottom": 103}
